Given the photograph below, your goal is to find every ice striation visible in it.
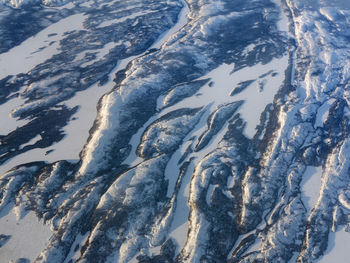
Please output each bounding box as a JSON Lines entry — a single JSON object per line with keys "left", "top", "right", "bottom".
{"left": 0, "top": 0, "right": 350, "bottom": 262}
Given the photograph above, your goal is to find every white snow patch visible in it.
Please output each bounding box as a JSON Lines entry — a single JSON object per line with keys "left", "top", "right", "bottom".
{"left": 206, "top": 184, "right": 215, "bottom": 205}
{"left": 0, "top": 13, "right": 87, "bottom": 79}
{"left": 63, "top": 231, "right": 90, "bottom": 263}
{"left": 148, "top": 245, "right": 162, "bottom": 258}
{"left": 122, "top": 0, "right": 191, "bottom": 167}
{"left": 227, "top": 176, "right": 235, "bottom": 188}
{"left": 19, "top": 134, "right": 42, "bottom": 150}
{"left": 241, "top": 44, "right": 256, "bottom": 56}
{"left": 166, "top": 162, "right": 194, "bottom": 254}
{"left": 0, "top": 61, "right": 123, "bottom": 175}
{"left": 78, "top": 55, "right": 137, "bottom": 175}
{"left": 150, "top": 0, "right": 190, "bottom": 49}
{"left": 97, "top": 10, "right": 158, "bottom": 28}
{"left": 0, "top": 95, "right": 29, "bottom": 135}
{"left": 270, "top": 0, "right": 289, "bottom": 33}
{"left": 319, "top": 227, "right": 350, "bottom": 263}
{"left": 314, "top": 98, "right": 335, "bottom": 128}
{"left": 0, "top": 209, "right": 53, "bottom": 262}
{"left": 301, "top": 166, "right": 323, "bottom": 211}
{"left": 80, "top": 41, "right": 121, "bottom": 67}
{"left": 163, "top": 55, "right": 287, "bottom": 138}
{"left": 245, "top": 238, "right": 262, "bottom": 254}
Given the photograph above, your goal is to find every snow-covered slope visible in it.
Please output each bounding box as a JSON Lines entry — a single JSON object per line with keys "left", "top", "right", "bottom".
{"left": 0, "top": 0, "right": 349, "bottom": 262}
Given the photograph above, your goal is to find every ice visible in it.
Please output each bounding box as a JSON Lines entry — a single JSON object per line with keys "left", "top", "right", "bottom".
{"left": 97, "top": 10, "right": 158, "bottom": 28}
{"left": 0, "top": 209, "right": 53, "bottom": 262}
{"left": 245, "top": 238, "right": 262, "bottom": 254}
{"left": 77, "top": 58, "right": 135, "bottom": 175}
{"left": 121, "top": 114, "right": 155, "bottom": 167}
{"left": 164, "top": 55, "right": 288, "bottom": 138}
{"left": 19, "top": 134, "right": 42, "bottom": 150}
{"left": 150, "top": 0, "right": 190, "bottom": 49}
{"left": 63, "top": 231, "right": 90, "bottom": 263}
{"left": 314, "top": 98, "right": 335, "bottom": 128}
{"left": 0, "top": 95, "right": 29, "bottom": 136}
{"left": 206, "top": 184, "right": 215, "bottom": 205}
{"left": 122, "top": 0, "right": 191, "bottom": 167}
{"left": 0, "top": 64, "right": 117, "bottom": 175}
{"left": 319, "top": 227, "right": 350, "bottom": 263}
{"left": 0, "top": 13, "right": 87, "bottom": 79}
{"left": 167, "top": 162, "right": 194, "bottom": 254}
{"left": 271, "top": 0, "right": 289, "bottom": 33}
{"left": 301, "top": 166, "right": 323, "bottom": 211}
{"left": 80, "top": 42, "right": 120, "bottom": 67}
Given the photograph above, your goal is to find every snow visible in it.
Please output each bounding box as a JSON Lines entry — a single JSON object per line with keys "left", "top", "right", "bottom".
{"left": 78, "top": 0, "right": 192, "bottom": 175}
{"left": 0, "top": 13, "right": 87, "bottom": 80}
{"left": 150, "top": 0, "right": 190, "bottom": 49}
{"left": 270, "top": 0, "right": 289, "bottom": 33}
{"left": 97, "top": 10, "right": 158, "bottom": 28}
{"left": 162, "top": 55, "right": 288, "bottom": 138}
{"left": 164, "top": 112, "right": 232, "bottom": 251}
{"left": 19, "top": 134, "right": 42, "bottom": 150}
{"left": 226, "top": 175, "right": 235, "bottom": 188}
{"left": 0, "top": 95, "right": 29, "bottom": 136}
{"left": 77, "top": 76, "right": 128, "bottom": 175}
{"left": 54, "top": 1, "right": 75, "bottom": 9}
{"left": 314, "top": 98, "right": 335, "bottom": 128}
{"left": 319, "top": 227, "right": 350, "bottom": 263}
{"left": 167, "top": 162, "right": 194, "bottom": 254}
{"left": 123, "top": 59, "right": 276, "bottom": 249}
{"left": 2, "top": 0, "right": 33, "bottom": 8}
{"left": 0, "top": 0, "right": 299, "bottom": 260}
{"left": 206, "top": 184, "right": 215, "bottom": 205}
{"left": 0, "top": 63, "right": 119, "bottom": 175}
{"left": 0, "top": 209, "right": 53, "bottom": 262}
{"left": 123, "top": 1, "right": 191, "bottom": 167}
{"left": 63, "top": 231, "right": 90, "bottom": 263}
{"left": 245, "top": 238, "right": 262, "bottom": 254}
{"left": 121, "top": 114, "right": 153, "bottom": 167}
{"left": 301, "top": 166, "right": 323, "bottom": 211}
{"left": 80, "top": 42, "right": 120, "bottom": 67}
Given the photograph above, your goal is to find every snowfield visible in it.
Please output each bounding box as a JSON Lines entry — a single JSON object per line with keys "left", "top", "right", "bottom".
{"left": 0, "top": 0, "right": 349, "bottom": 262}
